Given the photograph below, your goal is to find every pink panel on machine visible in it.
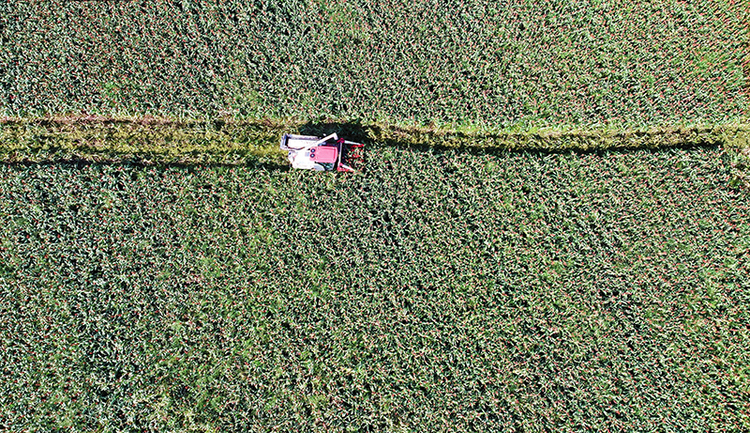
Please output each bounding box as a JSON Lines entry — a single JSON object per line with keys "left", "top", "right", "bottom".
{"left": 310, "top": 146, "right": 338, "bottom": 163}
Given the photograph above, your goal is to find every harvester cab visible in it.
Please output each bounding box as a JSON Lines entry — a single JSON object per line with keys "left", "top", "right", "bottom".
{"left": 280, "top": 133, "right": 364, "bottom": 172}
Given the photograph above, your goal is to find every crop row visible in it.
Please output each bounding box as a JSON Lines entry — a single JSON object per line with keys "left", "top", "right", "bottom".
{"left": 0, "top": 145, "right": 748, "bottom": 430}
{"left": 1, "top": 0, "right": 746, "bottom": 129}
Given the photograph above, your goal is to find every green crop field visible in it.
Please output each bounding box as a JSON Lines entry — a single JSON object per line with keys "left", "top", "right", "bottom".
{"left": 1, "top": 0, "right": 747, "bottom": 130}
{"left": 1, "top": 0, "right": 750, "bottom": 431}
{"left": 1, "top": 146, "right": 749, "bottom": 431}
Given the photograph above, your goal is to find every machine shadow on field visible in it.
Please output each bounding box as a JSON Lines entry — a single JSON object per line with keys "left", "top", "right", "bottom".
{"left": 298, "top": 120, "right": 372, "bottom": 144}
{"left": 296, "top": 120, "right": 722, "bottom": 158}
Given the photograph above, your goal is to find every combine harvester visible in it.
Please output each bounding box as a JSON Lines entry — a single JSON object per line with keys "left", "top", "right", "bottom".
{"left": 280, "top": 133, "right": 364, "bottom": 172}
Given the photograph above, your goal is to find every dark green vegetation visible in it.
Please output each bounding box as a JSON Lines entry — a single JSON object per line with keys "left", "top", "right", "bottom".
{"left": 1, "top": 145, "right": 749, "bottom": 431}
{"left": 1, "top": 0, "right": 747, "bottom": 129}
{"left": 1, "top": 0, "right": 750, "bottom": 430}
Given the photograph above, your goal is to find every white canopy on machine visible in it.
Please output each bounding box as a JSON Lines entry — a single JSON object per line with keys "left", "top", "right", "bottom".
{"left": 280, "top": 132, "right": 362, "bottom": 172}
{"left": 281, "top": 133, "right": 338, "bottom": 171}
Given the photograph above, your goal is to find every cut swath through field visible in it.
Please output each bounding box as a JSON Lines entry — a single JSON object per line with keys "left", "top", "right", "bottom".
{"left": 1, "top": 117, "right": 749, "bottom": 169}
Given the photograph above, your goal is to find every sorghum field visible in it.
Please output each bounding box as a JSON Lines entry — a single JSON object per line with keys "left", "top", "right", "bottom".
{"left": 1, "top": 145, "right": 749, "bottom": 431}
{"left": 1, "top": 0, "right": 750, "bottom": 431}
{"left": 1, "top": 0, "right": 747, "bottom": 129}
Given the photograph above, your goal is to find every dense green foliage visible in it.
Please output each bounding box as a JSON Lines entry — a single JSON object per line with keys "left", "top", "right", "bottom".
{"left": 1, "top": 0, "right": 749, "bottom": 430}
{"left": 1, "top": 145, "right": 749, "bottom": 431}
{"left": 1, "top": 0, "right": 746, "bottom": 129}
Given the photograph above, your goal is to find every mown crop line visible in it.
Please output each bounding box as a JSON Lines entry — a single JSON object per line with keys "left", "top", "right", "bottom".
{"left": 1, "top": 116, "right": 749, "bottom": 166}
{"left": 375, "top": 121, "right": 750, "bottom": 149}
